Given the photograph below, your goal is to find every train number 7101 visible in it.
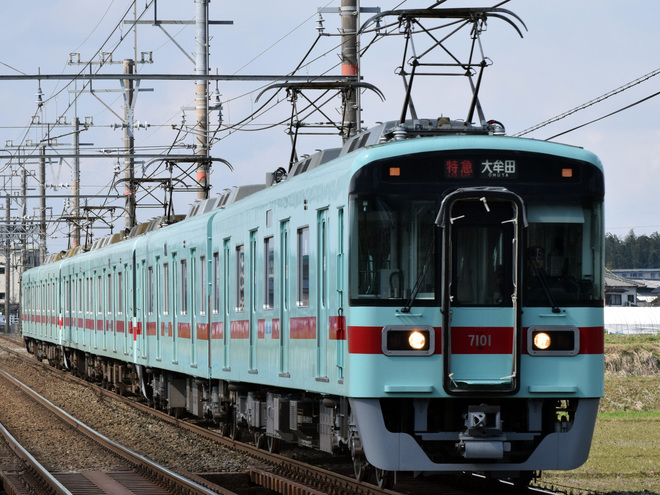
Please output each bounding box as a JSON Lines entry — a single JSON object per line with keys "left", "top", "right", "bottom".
{"left": 468, "top": 334, "right": 492, "bottom": 347}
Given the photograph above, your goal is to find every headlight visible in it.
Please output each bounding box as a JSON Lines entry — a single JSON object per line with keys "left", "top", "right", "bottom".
{"left": 528, "top": 326, "right": 579, "bottom": 356}
{"left": 382, "top": 326, "right": 435, "bottom": 356}
{"left": 408, "top": 330, "right": 427, "bottom": 350}
{"left": 533, "top": 332, "right": 551, "bottom": 350}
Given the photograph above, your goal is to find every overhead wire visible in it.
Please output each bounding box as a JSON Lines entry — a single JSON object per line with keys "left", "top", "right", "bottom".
{"left": 545, "top": 88, "right": 660, "bottom": 141}
{"left": 515, "top": 67, "right": 660, "bottom": 137}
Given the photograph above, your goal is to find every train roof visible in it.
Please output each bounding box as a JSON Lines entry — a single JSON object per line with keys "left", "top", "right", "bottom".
{"left": 39, "top": 117, "right": 601, "bottom": 265}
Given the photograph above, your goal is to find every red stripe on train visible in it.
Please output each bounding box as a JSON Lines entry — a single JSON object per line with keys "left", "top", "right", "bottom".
{"left": 348, "top": 326, "right": 443, "bottom": 354}
{"left": 348, "top": 326, "right": 603, "bottom": 355}
{"left": 290, "top": 316, "right": 316, "bottom": 339}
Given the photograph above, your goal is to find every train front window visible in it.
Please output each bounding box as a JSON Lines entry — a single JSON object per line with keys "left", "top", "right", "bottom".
{"left": 524, "top": 204, "right": 603, "bottom": 307}
{"left": 350, "top": 196, "right": 436, "bottom": 304}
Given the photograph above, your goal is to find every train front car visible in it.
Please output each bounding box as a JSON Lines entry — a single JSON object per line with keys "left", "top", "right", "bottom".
{"left": 345, "top": 130, "right": 604, "bottom": 482}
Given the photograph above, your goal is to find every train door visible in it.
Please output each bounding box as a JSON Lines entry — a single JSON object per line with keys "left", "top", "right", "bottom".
{"left": 94, "top": 272, "right": 101, "bottom": 349}
{"left": 278, "top": 221, "right": 289, "bottom": 375}
{"left": 316, "top": 209, "right": 329, "bottom": 379}
{"left": 64, "top": 276, "right": 72, "bottom": 345}
{"left": 121, "top": 266, "right": 129, "bottom": 355}
{"left": 249, "top": 231, "right": 257, "bottom": 371}
{"left": 172, "top": 253, "right": 179, "bottom": 363}
{"left": 155, "top": 257, "right": 162, "bottom": 360}
{"left": 99, "top": 270, "right": 110, "bottom": 351}
{"left": 190, "top": 251, "right": 197, "bottom": 366}
{"left": 113, "top": 270, "right": 119, "bottom": 352}
{"left": 223, "top": 239, "right": 230, "bottom": 369}
{"left": 129, "top": 254, "right": 138, "bottom": 360}
{"left": 439, "top": 188, "right": 524, "bottom": 394}
{"left": 335, "top": 208, "right": 345, "bottom": 379}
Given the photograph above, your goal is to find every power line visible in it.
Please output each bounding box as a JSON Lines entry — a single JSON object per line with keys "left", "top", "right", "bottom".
{"left": 514, "top": 67, "right": 660, "bottom": 137}
{"left": 545, "top": 89, "right": 660, "bottom": 141}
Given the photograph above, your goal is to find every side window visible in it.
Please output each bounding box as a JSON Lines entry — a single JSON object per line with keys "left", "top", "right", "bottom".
{"left": 200, "top": 255, "right": 207, "bottom": 315}
{"left": 97, "top": 275, "right": 102, "bottom": 315}
{"left": 297, "top": 227, "right": 309, "bottom": 307}
{"left": 147, "top": 267, "right": 154, "bottom": 315}
{"left": 180, "top": 259, "right": 188, "bottom": 315}
{"left": 163, "top": 263, "right": 170, "bottom": 315}
{"left": 236, "top": 245, "right": 245, "bottom": 312}
{"left": 117, "top": 272, "right": 123, "bottom": 315}
{"left": 264, "top": 236, "right": 274, "bottom": 310}
{"left": 107, "top": 274, "right": 113, "bottom": 315}
{"left": 213, "top": 252, "right": 220, "bottom": 314}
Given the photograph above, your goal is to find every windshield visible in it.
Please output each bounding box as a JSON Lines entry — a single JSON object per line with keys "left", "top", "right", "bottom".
{"left": 449, "top": 199, "right": 516, "bottom": 307}
{"left": 523, "top": 203, "right": 603, "bottom": 307}
{"left": 349, "top": 196, "right": 437, "bottom": 305}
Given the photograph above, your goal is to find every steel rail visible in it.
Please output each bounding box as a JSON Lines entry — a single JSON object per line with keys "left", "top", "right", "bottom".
{"left": 0, "top": 366, "right": 219, "bottom": 495}
{"left": 0, "top": 421, "right": 73, "bottom": 495}
{"left": 0, "top": 339, "right": 397, "bottom": 495}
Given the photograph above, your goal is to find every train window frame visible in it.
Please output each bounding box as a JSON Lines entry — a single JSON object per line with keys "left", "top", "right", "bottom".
{"left": 117, "top": 272, "right": 124, "bottom": 315}
{"left": 85, "top": 277, "right": 90, "bottom": 315}
{"left": 264, "top": 236, "right": 275, "bottom": 310}
{"left": 180, "top": 259, "right": 188, "bottom": 316}
{"left": 348, "top": 195, "right": 438, "bottom": 306}
{"left": 107, "top": 273, "right": 113, "bottom": 315}
{"left": 200, "top": 255, "right": 207, "bottom": 316}
{"left": 523, "top": 202, "right": 603, "bottom": 308}
{"left": 236, "top": 244, "right": 245, "bottom": 312}
{"left": 297, "top": 226, "right": 310, "bottom": 308}
{"left": 147, "top": 266, "right": 154, "bottom": 316}
{"left": 212, "top": 252, "right": 220, "bottom": 314}
{"left": 162, "top": 263, "right": 170, "bottom": 315}
{"left": 97, "top": 275, "right": 102, "bottom": 315}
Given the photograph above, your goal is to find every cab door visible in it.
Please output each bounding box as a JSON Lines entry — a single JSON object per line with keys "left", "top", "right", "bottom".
{"left": 439, "top": 188, "right": 525, "bottom": 394}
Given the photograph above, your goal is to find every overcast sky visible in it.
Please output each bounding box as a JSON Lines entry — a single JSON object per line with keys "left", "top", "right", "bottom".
{"left": 1, "top": 0, "right": 659, "bottom": 252}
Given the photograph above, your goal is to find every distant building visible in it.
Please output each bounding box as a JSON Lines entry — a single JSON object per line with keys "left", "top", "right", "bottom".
{"left": 604, "top": 270, "right": 640, "bottom": 306}
{"left": 612, "top": 268, "right": 660, "bottom": 280}
{"left": 0, "top": 247, "right": 40, "bottom": 319}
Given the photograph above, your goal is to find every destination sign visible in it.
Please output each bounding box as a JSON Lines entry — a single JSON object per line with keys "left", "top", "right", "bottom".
{"left": 444, "top": 158, "right": 517, "bottom": 179}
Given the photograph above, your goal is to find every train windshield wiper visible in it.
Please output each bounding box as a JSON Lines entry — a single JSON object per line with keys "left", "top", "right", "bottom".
{"left": 533, "top": 262, "right": 561, "bottom": 314}
{"left": 401, "top": 240, "right": 435, "bottom": 313}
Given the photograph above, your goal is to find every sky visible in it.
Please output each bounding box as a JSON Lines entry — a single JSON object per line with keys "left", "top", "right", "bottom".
{"left": 1, "top": 0, "right": 659, "bottom": 253}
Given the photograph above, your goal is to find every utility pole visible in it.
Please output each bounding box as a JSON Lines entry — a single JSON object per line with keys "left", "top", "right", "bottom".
{"left": 39, "top": 145, "right": 46, "bottom": 264}
{"left": 123, "top": 59, "right": 137, "bottom": 229}
{"left": 341, "top": 0, "right": 360, "bottom": 140}
{"left": 195, "top": 0, "right": 210, "bottom": 200}
{"left": 4, "top": 195, "right": 10, "bottom": 328}
{"left": 72, "top": 118, "right": 81, "bottom": 246}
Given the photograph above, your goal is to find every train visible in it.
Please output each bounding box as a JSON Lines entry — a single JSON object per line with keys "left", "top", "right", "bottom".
{"left": 21, "top": 117, "right": 604, "bottom": 487}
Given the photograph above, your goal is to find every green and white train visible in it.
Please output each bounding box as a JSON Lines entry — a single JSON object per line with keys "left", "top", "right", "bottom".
{"left": 22, "top": 118, "right": 605, "bottom": 487}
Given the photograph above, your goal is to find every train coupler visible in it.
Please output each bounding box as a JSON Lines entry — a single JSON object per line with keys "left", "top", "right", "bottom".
{"left": 456, "top": 404, "right": 511, "bottom": 459}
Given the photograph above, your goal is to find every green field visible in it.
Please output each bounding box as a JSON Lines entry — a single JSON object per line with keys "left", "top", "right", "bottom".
{"left": 538, "top": 334, "right": 660, "bottom": 494}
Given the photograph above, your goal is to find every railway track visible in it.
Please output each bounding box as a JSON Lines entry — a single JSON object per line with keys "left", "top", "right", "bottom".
{"left": 0, "top": 361, "right": 223, "bottom": 495}
{"left": 0, "top": 335, "right": 594, "bottom": 495}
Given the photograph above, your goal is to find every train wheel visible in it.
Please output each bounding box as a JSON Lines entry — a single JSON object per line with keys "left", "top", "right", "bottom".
{"left": 254, "top": 432, "right": 265, "bottom": 449}
{"left": 220, "top": 422, "right": 230, "bottom": 437}
{"left": 230, "top": 410, "right": 242, "bottom": 442}
{"left": 352, "top": 454, "right": 370, "bottom": 482}
{"left": 512, "top": 471, "right": 535, "bottom": 490}
{"left": 374, "top": 468, "right": 394, "bottom": 490}
{"left": 267, "top": 436, "right": 280, "bottom": 454}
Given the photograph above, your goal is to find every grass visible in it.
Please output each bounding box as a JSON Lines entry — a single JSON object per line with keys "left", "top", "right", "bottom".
{"left": 538, "top": 335, "right": 660, "bottom": 494}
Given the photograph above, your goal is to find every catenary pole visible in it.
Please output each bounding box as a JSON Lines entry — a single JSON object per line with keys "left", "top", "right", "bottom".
{"left": 39, "top": 146, "right": 46, "bottom": 264}
{"left": 5, "top": 195, "right": 10, "bottom": 329}
{"left": 341, "top": 0, "right": 360, "bottom": 140}
{"left": 124, "top": 59, "right": 137, "bottom": 230}
{"left": 72, "top": 118, "right": 81, "bottom": 247}
{"left": 195, "top": 0, "right": 210, "bottom": 200}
